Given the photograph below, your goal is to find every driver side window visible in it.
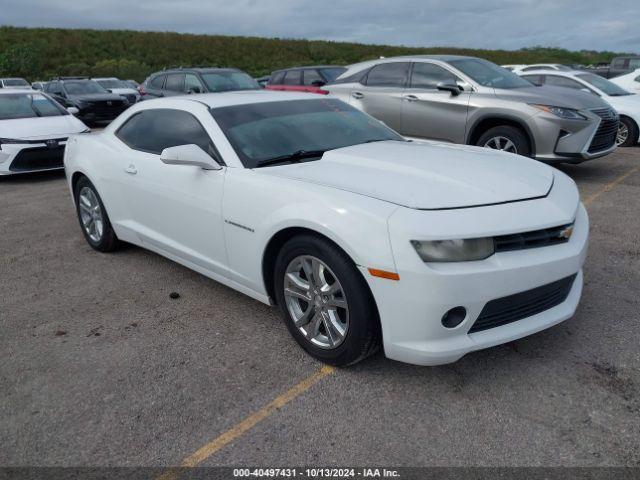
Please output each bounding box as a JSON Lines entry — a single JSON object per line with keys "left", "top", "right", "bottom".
{"left": 409, "top": 63, "right": 459, "bottom": 89}
{"left": 184, "top": 74, "right": 204, "bottom": 93}
{"left": 115, "top": 109, "right": 220, "bottom": 161}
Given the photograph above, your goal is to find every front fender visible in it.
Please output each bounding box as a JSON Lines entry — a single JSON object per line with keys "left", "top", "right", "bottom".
{"left": 222, "top": 168, "right": 399, "bottom": 295}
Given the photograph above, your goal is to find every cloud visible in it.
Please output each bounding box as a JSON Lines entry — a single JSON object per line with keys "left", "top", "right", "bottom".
{"left": 0, "top": 0, "right": 638, "bottom": 52}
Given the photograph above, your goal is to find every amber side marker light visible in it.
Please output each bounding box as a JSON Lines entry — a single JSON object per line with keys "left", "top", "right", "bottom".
{"left": 368, "top": 268, "right": 400, "bottom": 281}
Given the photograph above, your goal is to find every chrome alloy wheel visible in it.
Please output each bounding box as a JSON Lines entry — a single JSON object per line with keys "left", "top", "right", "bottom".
{"left": 283, "top": 255, "right": 349, "bottom": 349}
{"left": 483, "top": 136, "right": 518, "bottom": 153}
{"left": 617, "top": 122, "right": 629, "bottom": 146}
{"left": 78, "top": 186, "right": 104, "bottom": 243}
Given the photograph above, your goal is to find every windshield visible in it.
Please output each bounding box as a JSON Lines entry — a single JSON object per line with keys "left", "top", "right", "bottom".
{"left": 211, "top": 98, "right": 404, "bottom": 168}
{"left": 0, "top": 93, "right": 66, "bottom": 120}
{"left": 449, "top": 58, "right": 533, "bottom": 89}
{"left": 64, "top": 81, "right": 108, "bottom": 95}
{"left": 96, "top": 79, "right": 130, "bottom": 89}
{"left": 3, "top": 78, "right": 30, "bottom": 87}
{"left": 319, "top": 67, "right": 347, "bottom": 82}
{"left": 200, "top": 72, "right": 260, "bottom": 92}
{"left": 576, "top": 73, "right": 632, "bottom": 96}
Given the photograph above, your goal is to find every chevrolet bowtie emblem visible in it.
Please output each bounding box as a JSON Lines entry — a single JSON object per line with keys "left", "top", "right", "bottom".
{"left": 559, "top": 226, "right": 574, "bottom": 240}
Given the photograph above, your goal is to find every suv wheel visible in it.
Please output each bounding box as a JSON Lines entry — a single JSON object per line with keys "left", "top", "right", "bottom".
{"left": 477, "top": 126, "right": 531, "bottom": 157}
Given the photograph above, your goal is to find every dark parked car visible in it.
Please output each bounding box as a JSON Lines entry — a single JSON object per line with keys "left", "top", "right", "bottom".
{"left": 139, "top": 67, "right": 259, "bottom": 98}
{"left": 592, "top": 56, "right": 640, "bottom": 79}
{"left": 44, "top": 79, "right": 129, "bottom": 125}
{"left": 266, "top": 66, "right": 347, "bottom": 94}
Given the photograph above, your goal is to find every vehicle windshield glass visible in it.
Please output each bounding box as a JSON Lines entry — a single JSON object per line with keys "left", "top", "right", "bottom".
{"left": 200, "top": 72, "right": 260, "bottom": 92}
{"left": 64, "top": 81, "right": 108, "bottom": 95}
{"left": 0, "top": 93, "right": 66, "bottom": 119}
{"left": 319, "top": 67, "right": 347, "bottom": 82}
{"left": 3, "top": 78, "right": 30, "bottom": 87}
{"left": 576, "top": 73, "right": 632, "bottom": 96}
{"left": 449, "top": 58, "right": 533, "bottom": 89}
{"left": 96, "top": 79, "right": 129, "bottom": 89}
{"left": 211, "top": 98, "right": 404, "bottom": 168}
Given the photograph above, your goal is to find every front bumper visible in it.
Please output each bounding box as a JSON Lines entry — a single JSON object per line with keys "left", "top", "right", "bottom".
{"left": 0, "top": 140, "right": 67, "bottom": 175}
{"left": 365, "top": 175, "right": 588, "bottom": 366}
{"left": 529, "top": 108, "right": 618, "bottom": 163}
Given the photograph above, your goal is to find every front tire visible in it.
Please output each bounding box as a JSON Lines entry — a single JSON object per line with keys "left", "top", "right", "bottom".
{"left": 74, "top": 176, "right": 120, "bottom": 252}
{"left": 617, "top": 116, "right": 639, "bottom": 147}
{"left": 274, "top": 234, "right": 380, "bottom": 366}
{"left": 476, "top": 125, "right": 531, "bottom": 157}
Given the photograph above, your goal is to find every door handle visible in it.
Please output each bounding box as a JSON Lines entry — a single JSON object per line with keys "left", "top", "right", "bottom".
{"left": 351, "top": 92, "right": 364, "bottom": 99}
{"left": 125, "top": 164, "right": 137, "bottom": 175}
{"left": 403, "top": 94, "right": 419, "bottom": 102}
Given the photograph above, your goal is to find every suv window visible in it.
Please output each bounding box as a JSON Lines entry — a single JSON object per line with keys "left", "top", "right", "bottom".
{"left": 629, "top": 59, "right": 640, "bottom": 69}
{"left": 365, "top": 63, "right": 410, "bottom": 87}
{"left": 164, "top": 74, "right": 184, "bottom": 92}
{"left": 521, "top": 74, "right": 544, "bottom": 86}
{"left": 544, "top": 75, "right": 584, "bottom": 90}
{"left": 282, "top": 71, "right": 301, "bottom": 85}
{"left": 116, "top": 109, "right": 218, "bottom": 158}
{"left": 149, "top": 75, "right": 165, "bottom": 89}
{"left": 612, "top": 58, "right": 627, "bottom": 69}
{"left": 269, "top": 72, "right": 285, "bottom": 85}
{"left": 46, "top": 81, "right": 64, "bottom": 95}
{"left": 303, "top": 69, "right": 324, "bottom": 86}
{"left": 410, "top": 63, "right": 459, "bottom": 89}
{"left": 185, "top": 73, "right": 204, "bottom": 93}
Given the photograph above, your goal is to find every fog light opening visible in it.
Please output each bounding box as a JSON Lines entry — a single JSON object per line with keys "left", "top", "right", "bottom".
{"left": 442, "top": 307, "right": 467, "bottom": 329}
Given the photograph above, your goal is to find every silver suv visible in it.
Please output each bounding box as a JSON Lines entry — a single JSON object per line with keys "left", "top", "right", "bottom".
{"left": 325, "top": 55, "right": 618, "bottom": 163}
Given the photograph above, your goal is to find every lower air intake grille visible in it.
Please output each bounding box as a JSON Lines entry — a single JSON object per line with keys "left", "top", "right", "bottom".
{"left": 468, "top": 274, "right": 577, "bottom": 333}
{"left": 9, "top": 145, "right": 65, "bottom": 172}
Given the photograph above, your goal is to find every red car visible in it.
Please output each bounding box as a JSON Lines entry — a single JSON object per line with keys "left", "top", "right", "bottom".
{"left": 265, "top": 66, "right": 346, "bottom": 94}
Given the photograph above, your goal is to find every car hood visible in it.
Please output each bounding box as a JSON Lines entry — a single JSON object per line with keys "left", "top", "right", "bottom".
{"left": 68, "top": 93, "right": 125, "bottom": 102}
{"left": 494, "top": 85, "right": 610, "bottom": 110}
{"left": 0, "top": 115, "right": 87, "bottom": 139}
{"left": 257, "top": 140, "right": 554, "bottom": 210}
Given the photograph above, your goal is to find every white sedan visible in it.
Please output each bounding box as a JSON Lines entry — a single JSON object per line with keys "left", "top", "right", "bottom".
{"left": 0, "top": 90, "right": 88, "bottom": 175}
{"left": 519, "top": 69, "right": 640, "bottom": 147}
{"left": 64, "top": 91, "right": 588, "bottom": 366}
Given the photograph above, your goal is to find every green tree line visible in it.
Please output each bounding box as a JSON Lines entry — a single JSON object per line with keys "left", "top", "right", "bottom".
{"left": 0, "top": 26, "right": 630, "bottom": 82}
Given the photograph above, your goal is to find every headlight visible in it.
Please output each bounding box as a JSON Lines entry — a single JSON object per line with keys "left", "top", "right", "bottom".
{"left": 0, "top": 138, "right": 24, "bottom": 147}
{"left": 529, "top": 104, "right": 586, "bottom": 120}
{"left": 411, "top": 238, "right": 495, "bottom": 262}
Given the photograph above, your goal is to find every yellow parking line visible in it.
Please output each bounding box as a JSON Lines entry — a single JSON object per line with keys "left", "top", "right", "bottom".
{"left": 157, "top": 161, "right": 640, "bottom": 479}
{"left": 157, "top": 365, "right": 335, "bottom": 479}
{"left": 583, "top": 165, "right": 640, "bottom": 206}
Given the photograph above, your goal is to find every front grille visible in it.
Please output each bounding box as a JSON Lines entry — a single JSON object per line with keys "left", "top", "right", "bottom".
{"left": 494, "top": 224, "right": 573, "bottom": 252}
{"left": 9, "top": 145, "right": 66, "bottom": 172}
{"left": 84, "top": 100, "right": 127, "bottom": 119}
{"left": 588, "top": 108, "right": 619, "bottom": 153}
{"left": 468, "top": 274, "right": 577, "bottom": 333}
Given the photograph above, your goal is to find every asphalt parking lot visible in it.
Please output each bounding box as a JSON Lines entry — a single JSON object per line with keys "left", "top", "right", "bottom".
{"left": 1, "top": 148, "right": 639, "bottom": 469}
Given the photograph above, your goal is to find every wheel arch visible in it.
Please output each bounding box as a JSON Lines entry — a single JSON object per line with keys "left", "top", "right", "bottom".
{"left": 467, "top": 115, "right": 536, "bottom": 156}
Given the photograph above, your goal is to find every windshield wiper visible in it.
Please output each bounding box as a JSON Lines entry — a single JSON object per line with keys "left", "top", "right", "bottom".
{"left": 254, "top": 149, "right": 327, "bottom": 168}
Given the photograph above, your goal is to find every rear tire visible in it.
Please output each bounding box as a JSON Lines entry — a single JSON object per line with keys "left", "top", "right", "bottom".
{"left": 476, "top": 125, "right": 531, "bottom": 157}
{"left": 274, "top": 234, "right": 380, "bottom": 366}
{"left": 617, "top": 116, "right": 639, "bottom": 147}
{"left": 74, "top": 176, "right": 120, "bottom": 252}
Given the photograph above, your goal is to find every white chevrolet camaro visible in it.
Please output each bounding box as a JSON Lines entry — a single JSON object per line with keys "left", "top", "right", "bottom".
{"left": 64, "top": 91, "right": 588, "bottom": 366}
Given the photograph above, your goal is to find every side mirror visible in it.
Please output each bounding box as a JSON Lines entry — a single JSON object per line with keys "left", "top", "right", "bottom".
{"left": 436, "top": 82, "right": 462, "bottom": 96}
{"left": 67, "top": 107, "right": 79, "bottom": 115}
{"left": 311, "top": 80, "right": 326, "bottom": 87}
{"left": 160, "top": 144, "right": 222, "bottom": 170}
{"left": 187, "top": 86, "right": 202, "bottom": 94}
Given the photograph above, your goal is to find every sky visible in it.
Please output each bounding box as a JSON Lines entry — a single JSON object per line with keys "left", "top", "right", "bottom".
{"left": 1, "top": 0, "right": 639, "bottom": 52}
